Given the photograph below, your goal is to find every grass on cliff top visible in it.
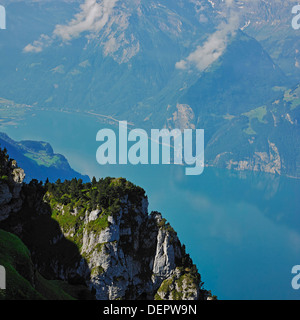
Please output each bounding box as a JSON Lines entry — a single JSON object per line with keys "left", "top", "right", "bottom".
{"left": 46, "top": 176, "right": 145, "bottom": 210}
{"left": 46, "top": 177, "right": 146, "bottom": 239}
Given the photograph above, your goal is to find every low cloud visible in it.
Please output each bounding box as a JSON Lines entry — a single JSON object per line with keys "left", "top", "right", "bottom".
{"left": 23, "top": 34, "right": 53, "bottom": 53}
{"left": 23, "top": 0, "right": 119, "bottom": 53}
{"left": 54, "top": 0, "right": 119, "bottom": 41}
{"left": 176, "top": 1, "right": 239, "bottom": 72}
{"left": 23, "top": 43, "right": 43, "bottom": 53}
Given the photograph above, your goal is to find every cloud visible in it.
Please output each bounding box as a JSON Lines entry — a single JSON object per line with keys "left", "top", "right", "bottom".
{"left": 104, "top": 36, "right": 119, "bottom": 55}
{"left": 54, "top": 0, "right": 119, "bottom": 41}
{"left": 176, "top": 1, "right": 239, "bottom": 72}
{"left": 23, "top": 0, "right": 119, "bottom": 53}
{"left": 23, "top": 43, "right": 43, "bottom": 53}
{"left": 23, "top": 34, "right": 53, "bottom": 53}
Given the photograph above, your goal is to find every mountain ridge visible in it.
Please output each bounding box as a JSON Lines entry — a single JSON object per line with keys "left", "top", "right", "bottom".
{"left": 0, "top": 147, "right": 214, "bottom": 300}
{"left": 0, "top": 132, "right": 90, "bottom": 183}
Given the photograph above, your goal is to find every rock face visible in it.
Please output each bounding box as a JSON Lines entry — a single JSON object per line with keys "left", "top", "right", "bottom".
{"left": 0, "top": 158, "right": 25, "bottom": 222}
{"left": 0, "top": 151, "right": 212, "bottom": 300}
{"left": 166, "top": 104, "right": 196, "bottom": 131}
{"left": 51, "top": 193, "right": 207, "bottom": 300}
{"left": 211, "top": 140, "right": 282, "bottom": 175}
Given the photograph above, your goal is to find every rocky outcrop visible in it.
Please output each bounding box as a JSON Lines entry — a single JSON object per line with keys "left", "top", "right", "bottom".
{"left": 155, "top": 267, "right": 200, "bottom": 300}
{"left": 166, "top": 104, "right": 196, "bottom": 130}
{"left": 0, "top": 151, "right": 212, "bottom": 301}
{"left": 52, "top": 194, "right": 207, "bottom": 300}
{"left": 0, "top": 159, "right": 25, "bottom": 222}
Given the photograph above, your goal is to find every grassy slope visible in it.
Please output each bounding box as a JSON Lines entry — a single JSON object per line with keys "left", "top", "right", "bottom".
{"left": 0, "top": 229, "right": 90, "bottom": 300}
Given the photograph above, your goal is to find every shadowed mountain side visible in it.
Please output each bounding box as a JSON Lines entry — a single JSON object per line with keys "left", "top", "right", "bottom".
{"left": 0, "top": 229, "right": 95, "bottom": 300}
{"left": 0, "top": 179, "right": 94, "bottom": 297}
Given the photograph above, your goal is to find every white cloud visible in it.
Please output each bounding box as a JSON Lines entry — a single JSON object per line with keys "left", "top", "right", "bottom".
{"left": 23, "top": 0, "right": 119, "bottom": 53}
{"left": 176, "top": 0, "right": 239, "bottom": 72}
{"left": 54, "top": 0, "right": 119, "bottom": 41}
{"left": 23, "top": 43, "right": 43, "bottom": 53}
{"left": 23, "top": 34, "right": 53, "bottom": 53}
{"left": 104, "top": 36, "right": 119, "bottom": 55}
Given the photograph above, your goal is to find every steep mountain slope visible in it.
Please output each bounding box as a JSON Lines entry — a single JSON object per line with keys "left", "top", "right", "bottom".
{"left": 165, "top": 32, "right": 300, "bottom": 178}
{"left": 228, "top": 0, "right": 300, "bottom": 80}
{"left": 180, "top": 32, "right": 287, "bottom": 117}
{"left": 6, "top": 0, "right": 289, "bottom": 123}
{"left": 0, "top": 0, "right": 214, "bottom": 117}
{"left": 0, "top": 148, "right": 214, "bottom": 300}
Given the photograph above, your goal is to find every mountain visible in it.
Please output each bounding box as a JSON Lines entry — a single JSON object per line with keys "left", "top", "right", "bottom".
{"left": 224, "top": 0, "right": 300, "bottom": 80}
{"left": 0, "top": 132, "right": 89, "bottom": 182}
{"left": 0, "top": 148, "right": 214, "bottom": 300}
{"left": 2, "top": 0, "right": 286, "bottom": 120}
{"left": 166, "top": 32, "right": 300, "bottom": 178}
{"left": 0, "top": 0, "right": 299, "bottom": 177}
{"left": 0, "top": 0, "right": 214, "bottom": 117}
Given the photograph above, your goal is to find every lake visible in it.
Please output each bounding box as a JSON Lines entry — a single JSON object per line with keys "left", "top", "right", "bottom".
{"left": 1, "top": 109, "right": 300, "bottom": 300}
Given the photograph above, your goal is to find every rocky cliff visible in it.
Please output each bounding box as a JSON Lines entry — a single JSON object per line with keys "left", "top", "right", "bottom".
{"left": 0, "top": 149, "right": 213, "bottom": 300}
{"left": 0, "top": 150, "right": 25, "bottom": 222}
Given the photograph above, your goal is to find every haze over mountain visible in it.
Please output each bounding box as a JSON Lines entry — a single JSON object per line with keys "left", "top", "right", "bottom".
{"left": 0, "top": 0, "right": 299, "bottom": 177}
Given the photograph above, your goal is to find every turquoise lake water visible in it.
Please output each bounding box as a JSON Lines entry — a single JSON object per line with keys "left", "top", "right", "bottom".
{"left": 1, "top": 109, "right": 300, "bottom": 300}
